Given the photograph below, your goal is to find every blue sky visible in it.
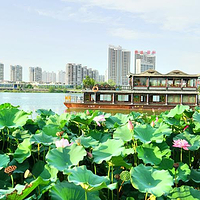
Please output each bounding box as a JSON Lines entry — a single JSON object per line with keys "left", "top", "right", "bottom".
{"left": 0, "top": 0, "right": 200, "bottom": 81}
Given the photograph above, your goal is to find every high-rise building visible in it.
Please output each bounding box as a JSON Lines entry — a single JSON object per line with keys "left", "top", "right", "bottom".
{"left": 65, "top": 63, "right": 101, "bottom": 86}
{"left": 10, "top": 65, "right": 22, "bottom": 82}
{"left": 29, "top": 67, "right": 42, "bottom": 82}
{"left": 57, "top": 70, "right": 66, "bottom": 84}
{"left": 42, "top": 71, "right": 56, "bottom": 83}
{"left": 134, "top": 50, "right": 156, "bottom": 74}
{"left": 108, "top": 45, "right": 131, "bottom": 86}
{"left": 0, "top": 63, "right": 4, "bottom": 81}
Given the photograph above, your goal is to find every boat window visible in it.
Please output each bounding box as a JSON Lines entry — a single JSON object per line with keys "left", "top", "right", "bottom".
{"left": 133, "top": 78, "right": 147, "bottom": 86}
{"left": 117, "top": 95, "right": 129, "bottom": 101}
{"left": 183, "top": 95, "right": 196, "bottom": 103}
{"left": 153, "top": 95, "right": 160, "bottom": 102}
{"left": 100, "top": 94, "right": 112, "bottom": 101}
{"left": 149, "top": 78, "right": 166, "bottom": 86}
{"left": 168, "top": 95, "right": 180, "bottom": 103}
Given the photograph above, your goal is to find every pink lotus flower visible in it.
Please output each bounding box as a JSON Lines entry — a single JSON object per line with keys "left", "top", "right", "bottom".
{"left": 87, "top": 152, "right": 93, "bottom": 159}
{"left": 55, "top": 138, "right": 73, "bottom": 148}
{"left": 86, "top": 110, "right": 90, "bottom": 115}
{"left": 93, "top": 115, "right": 106, "bottom": 126}
{"left": 151, "top": 120, "right": 155, "bottom": 127}
{"left": 173, "top": 139, "right": 191, "bottom": 150}
{"left": 128, "top": 120, "right": 134, "bottom": 131}
{"left": 183, "top": 125, "right": 189, "bottom": 131}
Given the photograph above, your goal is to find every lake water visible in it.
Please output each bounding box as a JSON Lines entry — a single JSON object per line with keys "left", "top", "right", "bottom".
{"left": 0, "top": 92, "right": 73, "bottom": 116}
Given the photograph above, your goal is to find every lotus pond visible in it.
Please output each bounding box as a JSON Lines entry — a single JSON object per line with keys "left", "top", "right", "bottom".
{"left": 0, "top": 103, "right": 200, "bottom": 200}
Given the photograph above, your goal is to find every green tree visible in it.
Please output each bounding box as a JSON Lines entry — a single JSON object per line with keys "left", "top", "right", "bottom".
{"left": 82, "top": 76, "right": 95, "bottom": 89}
{"left": 48, "top": 87, "right": 55, "bottom": 93}
{"left": 108, "top": 79, "right": 116, "bottom": 86}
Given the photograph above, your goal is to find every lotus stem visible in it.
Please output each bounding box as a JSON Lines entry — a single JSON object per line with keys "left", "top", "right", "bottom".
{"left": 107, "top": 163, "right": 111, "bottom": 199}
{"left": 2, "top": 129, "right": 5, "bottom": 151}
{"left": 94, "top": 163, "right": 97, "bottom": 175}
{"left": 189, "top": 151, "right": 191, "bottom": 167}
{"left": 11, "top": 174, "right": 14, "bottom": 188}
{"left": 111, "top": 164, "right": 114, "bottom": 200}
{"left": 180, "top": 148, "right": 182, "bottom": 162}
{"left": 145, "top": 192, "right": 148, "bottom": 200}
{"left": 38, "top": 144, "right": 40, "bottom": 160}
{"left": 85, "top": 191, "right": 87, "bottom": 200}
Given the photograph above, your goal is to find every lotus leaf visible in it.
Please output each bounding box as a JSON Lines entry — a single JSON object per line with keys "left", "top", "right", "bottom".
{"left": 105, "top": 116, "right": 122, "bottom": 129}
{"left": 14, "top": 139, "right": 32, "bottom": 163}
{"left": 173, "top": 132, "right": 200, "bottom": 151}
{"left": 167, "top": 185, "right": 200, "bottom": 200}
{"left": 66, "top": 165, "right": 115, "bottom": 192}
{"left": 111, "top": 156, "right": 132, "bottom": 169}
{"left": 134, "top": 124, "right": 161, "bottom": 143}
{"left": 88, "top": 129, "right": 111, "bottom": 143}
{"left": 42, "top": 124, "right": 61, "bottom": 137}
{"left": 171, "top": 163, "right": 190, "bottom": 182}
{"left": 113, "top": 125, "right": 133, "bottom": 142}
{"left": 36, "top": 109, "right": 55, "bottom": 118}
{"left": 30, "top": 132, "right": 54, "bottom": 146}
{"left": 192, "top": 111, "right": 200, "bottom": 123}
{"left": 46, "top": 143, "right": 86, "bottom": 171}
{"left": 0, "top": 154, "right": 10, "bottom": 170}
{"left": 130, "top": 164, "right": 173, "bottom": 197}
{"left": 156, "top": 158, "right": 174, "bottom": 170}
{"left": 190, "top": 169, "right": 200, "bottom": 183}
{"left": 5, "top": 176, "right": 49, "bottom": 200}
{"left": 113, "top": 113, "right": 129, "bottom": 124}
{"left": 153, "top": 122, "right": 172, "bottom": 138}
{"left": 9, "top": 159, "right": 29, "bottom": 174}
{"left": 167, "top": 105, "right": 190, "bottom": 118}
{"left": 136, "top": 143, "right": 162, "bottom": 165}
{"left": 47, "top": 113, "right": 71, "bottom": 128}
{"left": 92, "top": 139, "right": 125, "bottom": 164}
{"left": 40, "top": 164, "right": 58, "bottom": 182}
{"left": 74, "top": 136, "right": 99, "bottom": 148}
{"left": 155, "top": 142, "right": 171, "bottom": 157}
{"left": 0, "top": 103, "right": 19, "bottom": 109}
{"left": 50, "top": 181, "right": 100, "bottom": 200}
{"left": 0, "top": 108, "right": 29, "bottom": 129}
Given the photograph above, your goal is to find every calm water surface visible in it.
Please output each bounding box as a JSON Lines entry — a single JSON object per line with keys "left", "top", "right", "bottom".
{"left": 0, "top": 92, "right": 158, "bottom": 117}
{"left": 0, "top": 92, "right": 71, "bottom": 116}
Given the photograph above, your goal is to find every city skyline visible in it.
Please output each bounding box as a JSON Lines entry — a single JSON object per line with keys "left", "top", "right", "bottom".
{"left": 1, "top": 0, "right": 200, "bottom": 81}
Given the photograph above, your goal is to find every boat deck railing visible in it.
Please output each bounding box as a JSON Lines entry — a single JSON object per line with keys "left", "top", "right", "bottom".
{"left": 65, "top": 95, "right": 84, "bottom": 103}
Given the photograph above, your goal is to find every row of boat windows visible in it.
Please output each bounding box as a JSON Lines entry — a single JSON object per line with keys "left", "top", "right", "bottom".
{"left": 86, "top": 94, "right": 196, "bottom": 104}
{"left": 132, "top": 78, "right": 197, "bottom": 87}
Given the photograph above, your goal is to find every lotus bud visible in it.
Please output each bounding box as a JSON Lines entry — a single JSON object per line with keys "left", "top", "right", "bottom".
{"left": 128, "top": 120, "right": 134, "bottom": 131}
{"left": 183, "top": 125, "right": 189, "bottom": 131}
{"left": 173, "top": 163, "right": 179, "bottom": 170}
{"left": 151, "top": 120, "right": 155, "bottom": 127}
{"left": 86, "top": 110, "right": 90, "bottom": 115}
{"left": 87, "top": 152, "right": 93, "bottom": 159}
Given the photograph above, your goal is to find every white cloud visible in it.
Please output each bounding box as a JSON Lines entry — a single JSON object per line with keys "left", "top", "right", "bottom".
{"left": 61, "top": 0, "right": 200, "bottom": 32}
{"left": 108, "top": 27, "right": 161, "bottom": 40}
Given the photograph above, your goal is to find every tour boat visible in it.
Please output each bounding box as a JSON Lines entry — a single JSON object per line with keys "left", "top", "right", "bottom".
{"left": 64, "top": 70, "right": 200, "bottom": 111}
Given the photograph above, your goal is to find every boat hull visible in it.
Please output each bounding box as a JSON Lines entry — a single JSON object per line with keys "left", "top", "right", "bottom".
{"left": 64, "top": 102, "right": 184, "bottom": 111}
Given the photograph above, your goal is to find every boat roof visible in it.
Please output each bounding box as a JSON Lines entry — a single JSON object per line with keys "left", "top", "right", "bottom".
{"left": 128, "top": 69, "right": 199, "bottom": 78}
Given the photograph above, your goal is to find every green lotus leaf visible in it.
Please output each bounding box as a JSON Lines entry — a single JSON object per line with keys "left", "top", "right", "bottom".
{"left": 40, "top": 164, "right": 58, "bottom": 182}
{"left": 134, "top": 124, "right": 162, "bottom": 143}
{"left": 167, "top": 105, "right": 190, "bottom": 118}
{"left": 92, "top": 139, "right": 125, "bottom": 164}
{"left": 9, "top": 159, "right": 29, "bottom": 174}
{"left": 0, "top": 108, "right": 30, "bottom": 129}
{"left": 66, "top": 165, "right": 114, "bottom": 192}
{"left": 5, "top": 176, "right": 49, "bottom": 200}
{"left": 171, "top": 163, "right": 190, "bottom": 182}
{"left": 50, "top": 181, "right": 100, "bottom": 200}
{"left": 88, "top": 130, "right": 111, "bottom": 143}
{"left": 0, "top": 154, "right": 10, "bottom": 170}
{"left": 154, "top": 122, "right": 172, "bottom": 138}
{"left": 113, "top": 125, "right": 133, "bottom": 142}
{"left": 0, "top": 103, "right": 19, "bottom": 109}
{"left": 167, "top": 185, "right": 200, "bottom": 200}
{"left": 121, "top": 148, "right": 135, "bottom": 157}
{"left": 155, "top": 142, "right": 171, "bottom": 157}
{"left": 136, "top": 143, "right": 162, "bottom": 165}
{"left": 36, "top": 109, "right": 55, "bottom": 118}
{"left": 42, "top": 124, "right": 61, "bottom": 137}
{"left": 30, "top": 132, "right": 54, "bottom": 146}
{"left": 110, "top": 156, "right": 132, "bottom": 169}
{"left": 113, "top": 113, "right": 129, "bottom": 124}
{"left": 14, "top": 139, "right": 32, "bottom": 163}
{"left": 105, "top": 116, "right": 122, "bottom": 129}
{"left": 190, "top": 169, "right": 200, "bottom": 183}
{"left": 74, "top": 136, "right": 99, "bottom": 148}
{"left": 46, "top": 144, "right": 86, "bottom": 171}
{"left": 193, "top": 111, "right": 200, "bottom": 123}
{"left": 47, "top": 113, "right": 71, "bottom": 128}
{"left": 173, "top": 132, "right": 200, "bottom": 151}
{"left": 130, "top": 164, "right": 173, "bottom": 197}
{"left": 156, "top": 158, "right": 174, "bottom": 170}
